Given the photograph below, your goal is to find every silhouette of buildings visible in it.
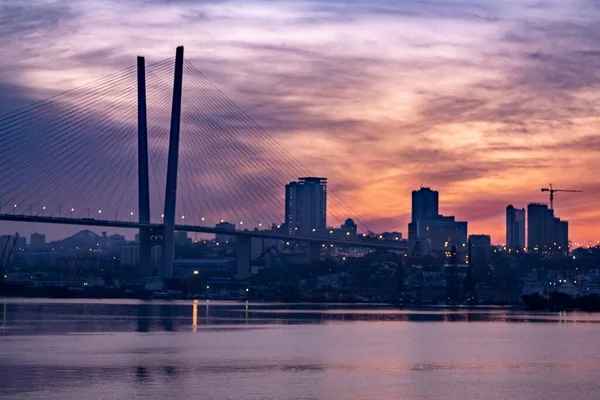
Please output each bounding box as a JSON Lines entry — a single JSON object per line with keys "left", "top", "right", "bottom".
{"left": 30, "top": 233, "right": 46, "bottom": 251}
{"left": 506, "top": 205, "right": 525, "bottom": 251}
{"left": 408, "top": 187, "right": 468, "bottom": 255}
{"left": 527, "top": 203, "right": 568, "bottom": 254}
{"left": 381, "top": 231, "right": 402, "bottom": 241}
{"left": 121, "top": 245, "right": 140, "bottom": 266}
{"left": 174, "top": 231, "right": 191, "bottom": 246}
{"left": 342, "top": 218, "right": 357, "bottom": 237}
{"left": 215, "top": 222, "right": 235, "bottom": 244}
{"left": 324, "top": 218, "right": 360, "bottom": 239}
{"left": 285, "top": 177, "right": 327, "bottom": 235}
{"left": 469, "top": 234, "right": 491, "bottom": 265}
{"left": 411, "top": 187, "right": 439, "bottom": 224}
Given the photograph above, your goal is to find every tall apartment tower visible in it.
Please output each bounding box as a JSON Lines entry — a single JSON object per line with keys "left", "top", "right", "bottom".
{"left": 284, "top": 177, "right": 327, "bottom": 235}
{"left": 411, "top": 187, "right": 439, "bottom": 223}
{"left": 506, "top": 205, "right": 526, "bottom": 250}
{"left": 409, "top": 187, "right": 439, "bottom": 240}
{"left": 527, "top": 203, "right": 569, "bottom": 253}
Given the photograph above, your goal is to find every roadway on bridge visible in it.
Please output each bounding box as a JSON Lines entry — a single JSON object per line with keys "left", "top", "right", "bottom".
{"left": 0, "top": 214, "right": 407, "bottom": 251}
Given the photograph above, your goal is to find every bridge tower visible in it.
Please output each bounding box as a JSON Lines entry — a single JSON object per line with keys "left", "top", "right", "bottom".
{"left": 161, "top": 46, "right": 184, "bottom": 278}
{"left": 137, "top": 56, "right": 151, "bottom": 279}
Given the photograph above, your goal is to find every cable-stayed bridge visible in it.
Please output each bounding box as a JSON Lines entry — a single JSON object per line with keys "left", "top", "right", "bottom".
{"left": 0, "top": 46, "right": 406, "bottom": 279}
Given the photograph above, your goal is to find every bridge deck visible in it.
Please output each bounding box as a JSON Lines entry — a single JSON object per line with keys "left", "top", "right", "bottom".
{"left": 0, "top": 214, "right": 407, "bottom": 251}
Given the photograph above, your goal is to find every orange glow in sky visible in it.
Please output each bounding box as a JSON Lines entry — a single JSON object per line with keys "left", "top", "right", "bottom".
{"left": 1, "top": 1, "right": 599, "bottom": 244}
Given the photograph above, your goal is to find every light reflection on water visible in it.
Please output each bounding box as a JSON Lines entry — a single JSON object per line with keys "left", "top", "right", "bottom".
{"left": 1, "top": 299, "right": 599, "bottom": 400}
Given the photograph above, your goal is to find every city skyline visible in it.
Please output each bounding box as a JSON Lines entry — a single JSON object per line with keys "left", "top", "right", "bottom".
{"left": 1, "top": 1, "right": 599, "bottom": 244}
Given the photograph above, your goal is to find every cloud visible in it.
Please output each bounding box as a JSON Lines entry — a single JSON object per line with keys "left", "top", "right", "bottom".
{"left": 1, "top": 0, "right": 600, "bottom": 243}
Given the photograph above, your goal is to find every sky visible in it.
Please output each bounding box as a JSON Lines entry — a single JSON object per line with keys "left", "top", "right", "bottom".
{"left": 1, "top": 0, "right": 599, "bottom": 244}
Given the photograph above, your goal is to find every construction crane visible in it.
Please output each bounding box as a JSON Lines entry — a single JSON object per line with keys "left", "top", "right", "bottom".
{"left": 541, "top": 183, "right": 583, "bottom": 210}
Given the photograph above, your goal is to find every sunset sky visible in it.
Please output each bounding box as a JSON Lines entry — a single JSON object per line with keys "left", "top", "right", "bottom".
{"left": 1, "top": 0, "right": 599, "bottom": 244}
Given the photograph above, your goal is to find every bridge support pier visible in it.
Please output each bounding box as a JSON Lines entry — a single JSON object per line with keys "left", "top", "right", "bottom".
{"left": 309, "top": 242, "right": 322, "bottom": 263}
{"left": 161, "top": 46, "right": 184, "bottom": 279}
{"left": 236, "top": 236, "right": 252, "bottom": 279}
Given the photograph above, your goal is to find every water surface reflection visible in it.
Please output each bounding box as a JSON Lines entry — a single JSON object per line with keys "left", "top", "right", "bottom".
{"left": 1, "top": 299, "right": 599, "bottom": 400}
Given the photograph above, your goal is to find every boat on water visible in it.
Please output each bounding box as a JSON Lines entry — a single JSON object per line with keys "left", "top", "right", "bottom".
{"left": 521, "top": 277, "right": 600, "bottom": 311}
{"left": 577, "top": 283, "right": 600, "bottom": 311}
{"left": 521, "top": 278, "right": 546, "bottom": 309}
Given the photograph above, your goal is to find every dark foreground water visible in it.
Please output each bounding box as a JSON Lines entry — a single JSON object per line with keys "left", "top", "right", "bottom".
{"left": 1, "top": 299, "right": 599, "bottom": 400}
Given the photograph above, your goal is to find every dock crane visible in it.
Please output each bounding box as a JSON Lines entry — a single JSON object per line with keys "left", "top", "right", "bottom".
{"left": 541, "top": 183, "right": 583, "bottom": 210}
{"left": 1, "top": 234, "right": 19, "bottom": 282}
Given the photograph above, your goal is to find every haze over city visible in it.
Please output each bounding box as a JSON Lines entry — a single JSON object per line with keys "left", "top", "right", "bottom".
{"left": 1, "top": 0, "right": 599, "bottom": 243}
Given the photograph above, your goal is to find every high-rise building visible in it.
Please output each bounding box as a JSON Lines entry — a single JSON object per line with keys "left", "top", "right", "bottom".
{"left": 285, "top": 177, "right": 327, "bottom": 235}
{"left": 506, "top": 205, "right": 525, "bottom": 250}
{"left": 469, "top": 234, "right": 491, "bottom": 265}
{"left": 30, "top": 233, "right": 46, "bottom": 251}
{"left": 555, "top": 218, "right": 569, "bottom": 253}
{"left": 527, "top": 203, "right": 552, "bottom": 252}
{"left": 527, "top": 203, "right": 568, "bottom": 254}
{"left": 408, "top": 187, "right": 467, "bottom": 255}
{"left": 411, "top": 187, "right": 439, "bottom": 223}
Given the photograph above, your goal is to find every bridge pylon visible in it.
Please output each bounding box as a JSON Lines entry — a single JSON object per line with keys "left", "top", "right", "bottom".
{"left": 137, "top": 56, "right": 151, "bottom": 280}
{"left": 161, "top": 46, "right": 184, "bottom": 278}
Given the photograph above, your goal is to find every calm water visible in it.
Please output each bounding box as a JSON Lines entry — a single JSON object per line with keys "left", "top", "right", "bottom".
{"left": 1, "top": 299, "right": 599, "bottom": 400}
